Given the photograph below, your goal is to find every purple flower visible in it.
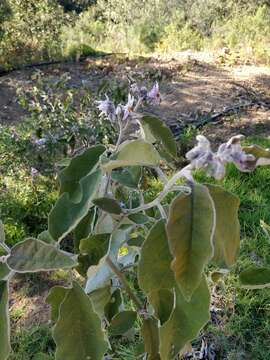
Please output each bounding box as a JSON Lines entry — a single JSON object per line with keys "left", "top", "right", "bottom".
{"left": 122, "top": 94, "right": 135, "bottom": 121}
{"left": 147, "top": 82, "right": 161, "bottom": 104}
{"left": 34, "top": 138, "right": 47, "bottom": 147}
{"left": 186, "top": 134, "right": 256, "bottom": 179}
{"left": 96, "top": 95, "right": 116, "bottom": 122}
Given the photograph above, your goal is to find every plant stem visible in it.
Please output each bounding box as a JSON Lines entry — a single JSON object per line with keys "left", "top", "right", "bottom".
{"left": 106, "top": 256, "right": 143, "bottom": 310}
{"left": 128, "top": 165, "right": 193, "bottom": 215}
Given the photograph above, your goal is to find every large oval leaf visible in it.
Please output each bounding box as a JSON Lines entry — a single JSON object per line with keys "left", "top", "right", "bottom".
{"left": 140, "top": 114, "right": 177, "bottom": 157}
{"left": 167, "top": 184, "right": 215, "bottom": 300}
{"left": 59, "top": 145, "right": 105, "bottom": 203}
{"left": 49, "top": 169, "right": 101, "bottom": 241}
{"left": 160, "top": 276, "right": 210, "bottom": 360}
{"left": 0, "top": 281, "right": 10, "bottom": 360}
{"left": 7, "top": 238, "right": 76, "bottom": 273}
{"left": 46, "top": 286, "right": 69, "bottom": 322}
{"left": 138, "top": 220, "right": 175, "bottom": 295}
{"left": 102, "top": 140, "right": 160, "bottom": 172}
{"left": 206, "top": 184, "right": 240, "bottom": 267}
{"left": 239, "top": 267, "right": 270, "bottom": 289}
{"left": 53, "top": 281, "right": 108, "bottom": 360}
{"left": 142, "top": 317, "right": 161, "bottom": 360}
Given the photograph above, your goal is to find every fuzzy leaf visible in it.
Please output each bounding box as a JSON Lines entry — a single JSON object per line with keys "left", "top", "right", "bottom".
{"left": 93, "top": 197, "right": 123, "bottom": 215}
{"left": 85, "top": 227, "right": 132, "bottom": 293}
{"left": 53, "top": 281, "right": 108, "bottom": 360}
{"left": 37, "top": 230, "right": 55, "bottom": 244}
{"left": 239, "top": 267, "right": 270, "bottom": 289}
{"left": 49, "top": 170, "right": 101, "bottom": 241}
{"left": 7, "top": 238, "right": 76, "bottom": 273}
{"left": 148, "top": 289, "right": 174, "bottom": 325}
{"left": 46, "top": 286, "right": 69, "bottom": 322}
{"left": 102, "top": 140, "right": 160, "bottom": 172}
{"left": 0, "top": 281, "right": 11, "bottom": 360}
{"left": 128, "top": 213, "right": 149, "bottom": 224}
{"left": 59, "top": 145, "right": 105, "bottom": 203}
{"left": 109, "top": 310, "right": 137, "bottom": 336}
{"left": 243, "top": 144, "right": 270, "bottom": 166}
{"left": 111, "top": 166, "right": 142, "bottom": 188}
{"left": 138, "top": 220, "right": 175, "bottom": 295}
{"left": 160, "top": 276, "right": 210, "bottom": 360}
{"left": 167, "top": 184, "right": 215, "bottom": 300}
{"left": 142, "top": 317, "right": 161, "bottom": 360}
{"left": 73, "top": 209, "right": 95, "bottom": 252}
{"left": 140, "top": 114, "right": 177, "bottom": 157}
{"left": 206, "top": 184, "right": 240, "bottom": 267}
{"left": 77, "top": 233, "right": 110, "bottom": 276}
{"left": 0, "top": 264, "right": 10, "bottom": 281}
{"left": 88, "top": 286, "right": 111, "bottom": 318}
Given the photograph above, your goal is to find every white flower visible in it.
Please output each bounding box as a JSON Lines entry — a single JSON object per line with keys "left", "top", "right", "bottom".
{"left": 34, "top": 138, "right": 47, "bottom": 147}
{"left": 147, "top": 82, "right": 161, "bottom": 104}
{"left": 31, "top": 167, "right": 39, "bottom": 177}
{"left": 122, "top": 94, "right": 135, "bottom": 121}
{"left": 96, "top": 95, "right": 116, "bottom": 122}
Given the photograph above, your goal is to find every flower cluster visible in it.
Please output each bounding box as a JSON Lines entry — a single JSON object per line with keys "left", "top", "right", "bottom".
{"left": 96, "top": 82, "right": 161, "bottom": 124}
{"left": 186, "top": 135, "right": 256, "bottom": 180}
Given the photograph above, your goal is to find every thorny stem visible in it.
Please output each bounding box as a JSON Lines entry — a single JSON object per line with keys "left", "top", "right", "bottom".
{"left": 105, "top": 256, "right": 143, "bottom": 310}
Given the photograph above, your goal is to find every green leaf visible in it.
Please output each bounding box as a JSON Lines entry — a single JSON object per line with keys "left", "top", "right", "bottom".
{"left": 166, "top": 184, "right": 215, "bottom": 300}
{"left": 111, "top": 166, "right": 142, "bottom": 188}
{"left": 0, "top": 281, "right": 11, "bottom": 360}
{"left": 104, "top": 288, "right": 122, "bottom": 322}
{"left": 33, "top": 354, "right": 52, "bottom": 360}
{"left": 46, "top": 286, "right": 69, "bottom": 322}
{"left": 109, "top": 310, "right": 137, "bottom": 336}
{"left": 0, "top": 221, "right": 5, "bottom": 243}
{"left": 59, "top": 145, "right": 106, "bottom": 203}
{"left": 0, "top": 263, "right": 10, "bottom": 281}
{"left": 206, "top": 184, "right": 240, "bottom": 267}
{"left": 243, "top": 144, "right": 270, "bottom": 166}
{"left": 138, "top": 220, "right": 175, "bottom": 295}
{"left": 49, "top": 170, "right": 101, "bottom": 241}
{"left": 142, "top": 317, "right": 161, "bottom": 360}
{"left": 37, "top": 230, "right": 55, "bottom": 244}
{"left": 93, "top": 197, "right": 123, "bottom": 215}
{"left": 140, "top": 114, "right": 177, "bottom": 157}
{"left": 128, "top": 213, "right": 149, "bottom": 224}
{"left": 239, "top": 267, "right": 270, "bottom": 289}
{"left": 89, "top": 286, "right": 112, "bottom": 318}
{"left": 102, "top": 140, "right": 160, "bottom": 172}
{"left": 77, "top": 233, "right": 110, "bottom": 276}
{"left": 148, "top": 289, "right": 174, "bottom": 325}
{"left": 85, "top": 227, "right": 132, "bottom": 293}
{"left": 73, "top": 209, "right": 96, "bottom": 252}
{"left": 160, "top": 276, "right": 210, "bottom": 360}
{"left": 7, "top": 238, "right": 76, "bottom": 273}
{"left": 260, "top": 220, "right": 270, "bottom": 240}
{"left": 53, "top": 281, "right": 108, "bottom": 360}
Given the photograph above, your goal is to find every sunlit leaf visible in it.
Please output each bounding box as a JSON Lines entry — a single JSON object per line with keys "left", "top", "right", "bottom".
{"left": 160, "top": 276, "right": 210, "bottom": 360}
{"left": 93, "top": 197, "right": 123, "bottom": 215}
{"left": 239, "top": 267, "right": 270, "bottom": 289}
{"left": 109, "top": 310, "right": 137, "bottom": 336}
{"left": 53, "top": 281, "right": 108, "bottom": 360}
{"left": 59, "top": 145, "right": 105, "bottom": 203}
{"left": 243, "top": 144, "right": 270, "bottom": 166}
{"left": 102, "top": 140, "right": 160, "bottom": 172}
{"left": 140, "top": 114, "right": 177, "bottom": 157}
{"left": 7, "top": 238, "right": 76, "bottom": 273}
{"left": 206, "top": 184, "right": 240, "bottom": 267}
{"left": 0, "top": 281, "right": 11, "bottom": 360}
{"left": 167, "top": 184, "right": 215, "bottom": 300}
{"left": 49, "top": 170, "right": 101, "bottom": 241}
{"left": 111, "top": 166, "right": 142, "bottom": 188}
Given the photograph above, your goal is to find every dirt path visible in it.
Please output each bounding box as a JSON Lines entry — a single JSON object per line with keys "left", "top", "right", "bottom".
{"left": 1, "top": 52, "right": 270, "bottom": 138}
